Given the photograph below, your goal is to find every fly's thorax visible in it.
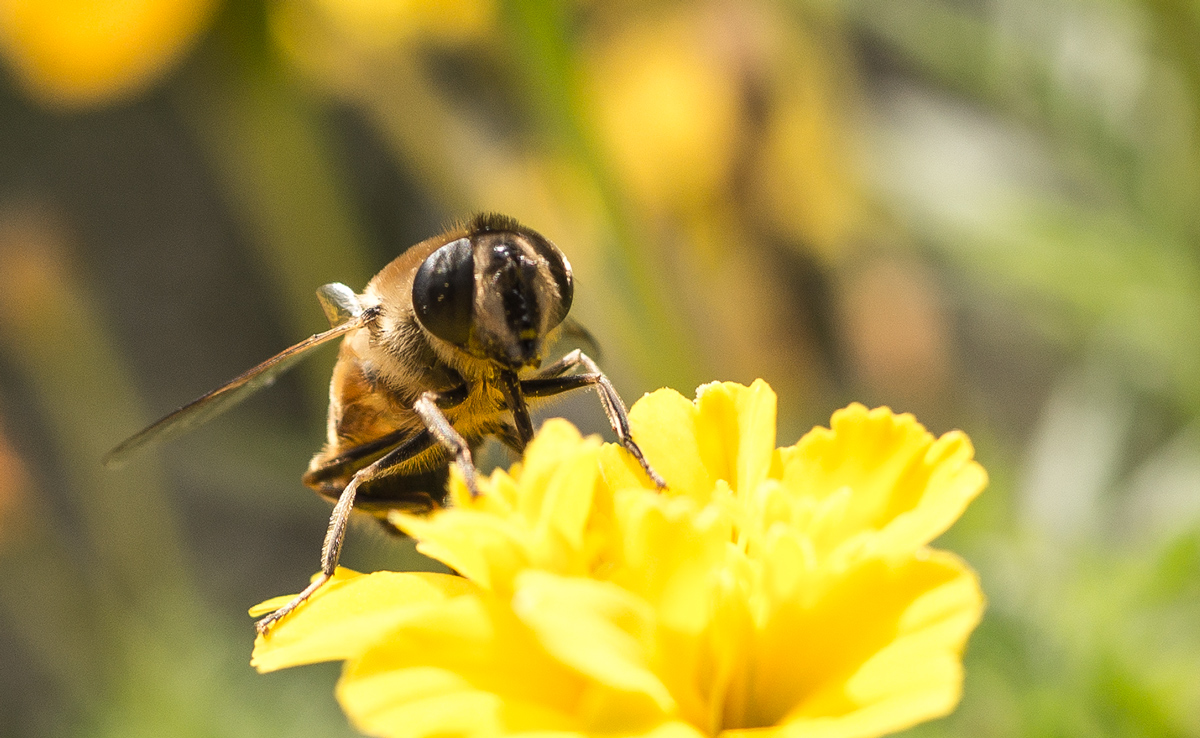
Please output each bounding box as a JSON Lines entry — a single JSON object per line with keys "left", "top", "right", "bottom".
{"left": 327, "top": 294, "right": 453, "bottom": 410}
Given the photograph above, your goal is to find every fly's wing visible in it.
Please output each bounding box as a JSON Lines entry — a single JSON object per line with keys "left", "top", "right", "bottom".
{"left": 553, "top": 317, "right": 603, "bottom": 362}
{"left": 103, "top": 317, "right": 365, "bottom": 469}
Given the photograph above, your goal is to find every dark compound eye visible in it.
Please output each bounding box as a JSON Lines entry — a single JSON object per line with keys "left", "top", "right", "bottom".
{"left": 413, "top": 237, "right": 475, "bottom": 346}
{"left": 548, "top": 249, "right": 573, "bottom": 326}
{"left": 529, "top": 233, "right": 573, "bottom": 328}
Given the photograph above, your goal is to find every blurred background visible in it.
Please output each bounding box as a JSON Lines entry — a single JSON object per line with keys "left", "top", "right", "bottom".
{"left": 0, "top": 0, "right": 1198, "bottom": 735}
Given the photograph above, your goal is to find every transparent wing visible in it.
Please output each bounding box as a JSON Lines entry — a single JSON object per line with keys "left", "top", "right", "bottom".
{"left": 104, "top": 317, "right": 365, "bottom": 469}
{"left": 554, "top": 317, "right": 602, "bottom": 362}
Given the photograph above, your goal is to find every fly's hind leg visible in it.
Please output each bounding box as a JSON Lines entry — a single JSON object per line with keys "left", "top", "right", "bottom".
{"left": 255, "top": 430, "right": 436, "bottom": 635}
{"left": 522, "top": 350, "right": 666, "bottom": 489}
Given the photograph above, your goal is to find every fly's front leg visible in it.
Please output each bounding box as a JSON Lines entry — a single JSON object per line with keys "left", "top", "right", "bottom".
{"left": 523, "top": 350, "right": 666, "bottom": 489}
{"left": 414, "top": 391, "right": 482, "bottom": 497}
{"left": 532, "top": 348, "right": 586, "bottom": 380}
{"left": 499, "top": 370, "right": 534, "bottom": 449}
{"left": 255, "top": 430, "right": 436, "bottom": 635}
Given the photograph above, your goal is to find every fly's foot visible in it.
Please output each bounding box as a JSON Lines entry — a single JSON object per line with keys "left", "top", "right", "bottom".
{"left": 254, "top": 572, "right": 331, "bottom": 636}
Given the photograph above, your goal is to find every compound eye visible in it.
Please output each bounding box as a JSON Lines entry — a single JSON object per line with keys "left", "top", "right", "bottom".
{"left": 533, "top": 237, "right": 573, "bottom": 328}
{"left": 413, "top": 237, "right": 475, "bottom": 346}
{"left": 548, "top": 251, "right": 573, "bottom": 327}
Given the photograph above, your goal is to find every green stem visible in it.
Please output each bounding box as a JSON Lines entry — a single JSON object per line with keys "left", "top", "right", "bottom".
{"left": 501, "top": 0, "right": 702, "bottom": 390}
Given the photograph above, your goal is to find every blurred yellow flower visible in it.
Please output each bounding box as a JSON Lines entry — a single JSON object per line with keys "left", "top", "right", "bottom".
{"left": 252, "top": 381, "right": 986, "bottom": 738}
{"left": 584, "top": 15, "right": 739, "bottom": 212}
{"left": 0, "top": 0, "right": 217, "bottom": 107}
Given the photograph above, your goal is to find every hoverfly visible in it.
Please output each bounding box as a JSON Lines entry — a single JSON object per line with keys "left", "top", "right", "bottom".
{"left": 106, "top": 213, "right": 665, "bottom": 633}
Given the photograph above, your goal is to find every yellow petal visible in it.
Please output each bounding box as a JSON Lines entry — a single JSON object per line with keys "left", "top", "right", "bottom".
{"left": 872, "top": 430, "right": 988, "bottom": 557}
{"left": 757, "top": 519, "right": 819, "bottom": 606}
{"left": 342, "top": 670, "right": 508, "bottom": 738}
{"left": 250, "top": 568, "right": 475, "bottom": 672}
{"left": 634, "top": 721, "right": 708, "bottom": 738}
{"left": 338, "top": 589, "right": 690, "bottom": 738}
{"left": 601, "top": 387, "right": 713, "bottom": 501}
{"left": 391, "top": 420, "right": 602, "bottom": 591}
{"left": 600, "top": 381, "right": 778, "bottom": 505}
{"left": 336, "top": 593, "right": 588, "bottom": 737}
{"left": 608, "top": 488, "right": 729, "bottom": 634}
{"left": 694, "top": 380, "right": 777, "bottom": 498}
{"left": 514, "top": 419, "right": 601, "bottom": 555}
{"left": 778, "top": 404, "right": 986, "bottom": 560}
{"left": 740, "top": 551, "right": 983, "bottom": 732}
{"left": 395, "top": 508, "right": 535, "bottom": 592}
{"left": 512, "top": 571, "right": 675, "bottom": 715}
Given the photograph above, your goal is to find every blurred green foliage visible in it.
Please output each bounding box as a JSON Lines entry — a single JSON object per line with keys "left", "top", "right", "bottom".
{"left": 0, "top": 0, "right": 1197, "bottom": 736}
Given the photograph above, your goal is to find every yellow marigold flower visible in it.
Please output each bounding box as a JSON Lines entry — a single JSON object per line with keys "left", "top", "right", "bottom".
{"left": 0, "top": 0, "right": 218, "bottom": 107}
{"left": 252, "top": 380, "right": 986, "bottom": 738}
